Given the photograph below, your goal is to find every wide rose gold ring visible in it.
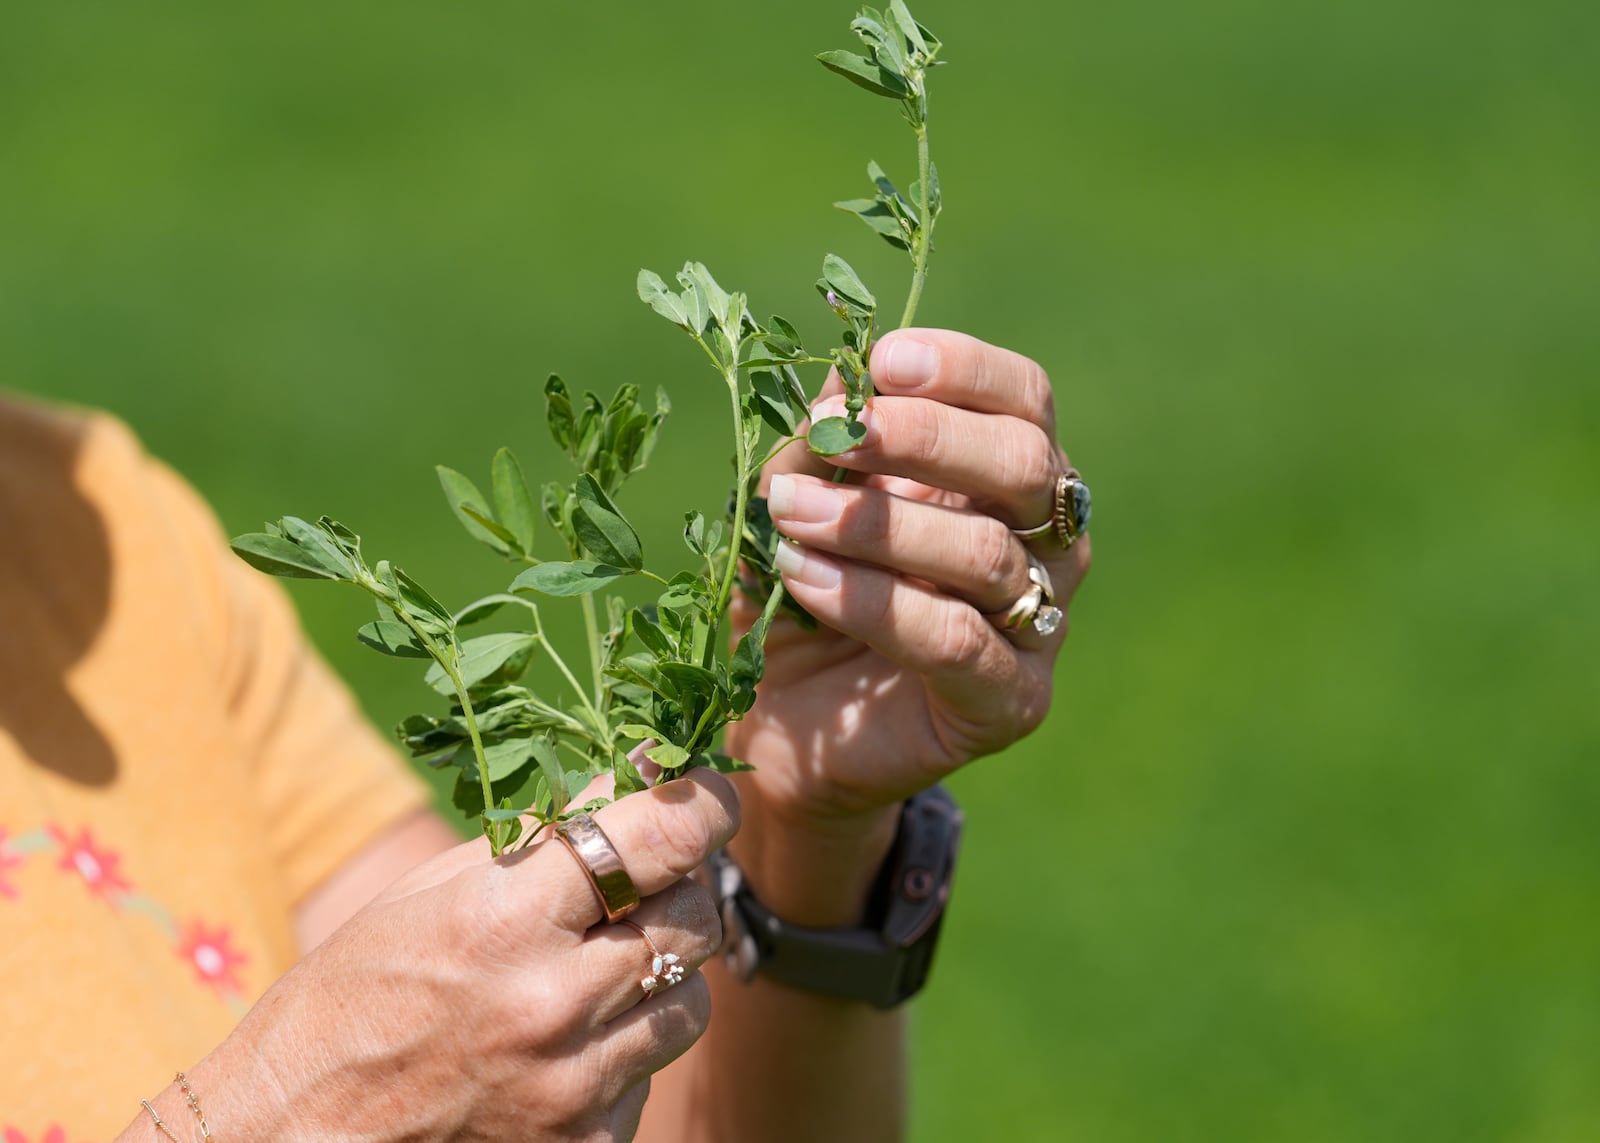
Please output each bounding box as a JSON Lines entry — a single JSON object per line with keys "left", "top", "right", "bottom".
{"left": 554, "top": 813, "right": 640, "bottom": 922}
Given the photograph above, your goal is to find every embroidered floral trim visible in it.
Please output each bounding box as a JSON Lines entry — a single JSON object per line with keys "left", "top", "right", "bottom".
{"left": 177, "top": 917, "right": 252, "bottom": 996}
{"left": 48, "top": 825, "right": 133, "bottom": 903}
{"left": 0, "top": 822, "right": 250, "bottom": 1014}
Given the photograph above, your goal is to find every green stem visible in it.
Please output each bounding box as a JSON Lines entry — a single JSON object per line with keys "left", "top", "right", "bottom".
{"left": 442, "top": 659, "right": 501, "bottom": 854}
{"left": 578, "top": 592, "right": 605, "bottom": 709}
{"left": 530, "top": 612, "right": 605, "bottom": 734}
{"left": 898, "top": 121, "right": 933, "bottom": 330}
{"left": 357, "top": 576, "right": 504, "bottom": 853}
{"left": 707, "top": 363, "right": 752, "bottom": 669}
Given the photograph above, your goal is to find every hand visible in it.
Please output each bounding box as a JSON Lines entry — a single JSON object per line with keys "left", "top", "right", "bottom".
{"left": 166, "top": 771, "right": 738, "bottom": 1143}
{"left": 725, "top": 330, "right": 1090, "bottom": 917}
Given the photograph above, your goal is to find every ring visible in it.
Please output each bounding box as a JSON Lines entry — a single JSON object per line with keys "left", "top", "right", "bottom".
{"left": 620, "top": 919, "right": 685, "bottom": 997}
{"left": 986, "top": 552, "right": 1064, "bottom": 637}
{"left": 553, "top": 813, "right": 640, "bottom": 922}
{"left": 1012, "top": 468, "right": 1092, "bottom": 549}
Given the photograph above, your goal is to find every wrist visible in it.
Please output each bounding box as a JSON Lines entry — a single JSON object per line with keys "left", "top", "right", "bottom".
{"left": 726, "top": 781, "right": 902, "bottom": 928}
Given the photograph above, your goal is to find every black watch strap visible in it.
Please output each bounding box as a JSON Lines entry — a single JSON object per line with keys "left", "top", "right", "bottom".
{"left": 708, "top": 785, "right": 963, "bottom": 1009}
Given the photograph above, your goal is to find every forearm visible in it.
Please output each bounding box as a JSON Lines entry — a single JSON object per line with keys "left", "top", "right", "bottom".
{"left": 640, "top": 799, "right": 908, "bottom": 1143}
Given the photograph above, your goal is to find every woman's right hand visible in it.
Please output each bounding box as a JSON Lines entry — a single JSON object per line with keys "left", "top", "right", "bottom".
{"left": 159, "top": 770, "right": 738, "bottom": 1142}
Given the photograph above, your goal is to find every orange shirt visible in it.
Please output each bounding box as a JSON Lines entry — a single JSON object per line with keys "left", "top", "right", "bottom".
{"left": 0, "top": 395, "right": 428, "bottom": 1141}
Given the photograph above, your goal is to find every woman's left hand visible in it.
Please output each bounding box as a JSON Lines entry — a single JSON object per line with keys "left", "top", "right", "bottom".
{"left": 724, "top": 328, "right": 1091, "bottom": 918}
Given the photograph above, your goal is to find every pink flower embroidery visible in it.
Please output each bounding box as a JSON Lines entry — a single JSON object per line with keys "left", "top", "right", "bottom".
{"left": 176, "top": 918, "right": 251, "bottom": 997}
{"left": 4, "top": 1125, "right": 91, "bottom": 1143}
{"left": 0, "top": 831, "right": 24, "bottom": 900}
{"left": 47, "top": 826, "right": 132, "bottom": 903}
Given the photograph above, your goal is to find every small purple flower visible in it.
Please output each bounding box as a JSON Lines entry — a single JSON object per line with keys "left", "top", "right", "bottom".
{"left": 826, "top": 289, "right": 841, "bottom": 309}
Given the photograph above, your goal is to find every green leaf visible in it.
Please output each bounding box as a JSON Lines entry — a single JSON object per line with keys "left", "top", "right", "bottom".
{"left": 821, "top": 254, "right": 877, "bottom": 310}
{"left": 492, "top": 448, "right": 538, "bottom": 554}
{"left": 645, "top": 742, "right": 692, "bottom": 772}
{"left": 437, "top": 466, "right": 514, "bottom": 557}
{"left": 391, "top": 566, "right": 454, "bottom": 634}
{"left": 851, "top": 12, "right": 906, "bottom": 75}
{"left": 808, "top": 415, "right": 868, "bottom": 456}
{"left": 698, "top": 752, "right": 756, "bottom": 774}
{"left": 834, "top": 196, "right": 912, "bottom": 250}
{"left": 637, "top": 269, "right": 691, "bottom": 330}
{"left": 682, "top": 511, "right": 725, "bottom": 559}
{"left": 511, "top": 560, "right": 631, "bottom": 597}
{"left": 612, "top": 753, "right": 649, "bottom": 796}
{"left": 426, "top": 632, "right": 539, "bottom": 694}
{"left": 750, "top": 369, "right": 807, "bottom": 435}
{"left": 887, "top": 0, "right": 929, "bottom": 56}
{"left": 677, "top": 262, "right": 732, "bottom": 334}
{"left": 572, "top": 474, "right": 643, "bottom": 570}
{"left": 315, "top": 517, "right": 364, "bottom": 564}
{"left": 459, "top": 505, "right": 523, "bottom": 555}
{"left": 629, "top": 607, "right": 676, "bottom": 659}
{"left": 230, "top": 531, "right": 346, "bottom": 580}
{"left": 816, "top": 48, "right": 910, "bottom": 99}
{"left": 545, "top": 375, "right": 576, "bottom": 453}
{"left": 531, "top": 734, "right": 569, "bottom": 817}
{"left": 657, "top": 570, "right": 708, "bottom": 610}
{"left": 356, "top": 620, "right": 430, "bottom": 658}
{"left": 659, "top": 661, "right": 721, "bottom": 704}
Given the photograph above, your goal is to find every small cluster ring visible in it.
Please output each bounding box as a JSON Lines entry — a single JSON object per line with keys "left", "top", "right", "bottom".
{"left": 620, "top": 919, "right": 685, "bottom": 997}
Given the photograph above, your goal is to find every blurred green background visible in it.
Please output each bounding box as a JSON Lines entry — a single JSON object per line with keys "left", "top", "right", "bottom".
{"left": 4, "top": 1, "right": 1597, "bottom": 1138}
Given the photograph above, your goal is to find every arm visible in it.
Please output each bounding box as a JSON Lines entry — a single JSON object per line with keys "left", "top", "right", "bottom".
{"left": 292, "top": 807, "right": 462, "bottom": 952}
{"left": 641, "top": 329, "right": 1092, "bottom": 1143}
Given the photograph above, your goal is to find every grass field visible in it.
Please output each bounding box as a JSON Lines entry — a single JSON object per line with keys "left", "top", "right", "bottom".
{"left": 4, "top": 2, "right": 1597, "bottom": 1138}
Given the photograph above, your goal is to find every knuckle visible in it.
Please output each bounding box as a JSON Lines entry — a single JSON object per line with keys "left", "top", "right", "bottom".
{"left": 672, "top": 972, "right": 713, "bottom": 1040}
{"left": 933, "top": 606, "right": 992, "bottom": 672}
{"left": 645, "top": 814, "right": 714, "bottom": 877}
{"left": 1008, "top": 427, "right": 1058, "bottom": 498}
{"left": 1014, "top": 671, "right": 1055, "bottom": 738}
{"left": 668, "top": 881, "right": 724, "bottom": 962}
{"left": 1020, "top": 358, "right": 1056, "bottom": 427}
{"left": 969, "top": 520, "right": 1023, "bottom": 601}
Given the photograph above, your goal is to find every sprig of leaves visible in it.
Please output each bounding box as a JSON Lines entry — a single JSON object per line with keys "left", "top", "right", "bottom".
{"left": 229, "top": 2, "right": 945, "bottom": 855}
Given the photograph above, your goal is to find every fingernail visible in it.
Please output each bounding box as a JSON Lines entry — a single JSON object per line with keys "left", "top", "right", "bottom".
{"left": 809, "top": 395, "right": 848, "bottom": 421}
{"left": 772, "top": 540, "right": 842, "bottom": 590}
{"left": 767, "top": 473, "right": 842, "bottom": 525}
{"left": 884, "top": 337, "right": 939, "bottom": 389}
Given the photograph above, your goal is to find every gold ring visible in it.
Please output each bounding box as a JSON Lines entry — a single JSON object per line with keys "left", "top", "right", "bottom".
{"left": 986, "top": 552, "right": 1063, "bottom": 637}
{"left": 1012, "top": 468, "right": 1092, "bottom": 550}
{"left": 554, "top": 813, "right": 640, "bottom": 922}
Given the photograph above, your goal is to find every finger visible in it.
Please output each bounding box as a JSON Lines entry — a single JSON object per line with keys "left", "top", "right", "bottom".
{"left": 772, "top": 532, "right": 1056, "bottom": 684}
{"left": 767, "top": 472, "right": 1033, "bottom": 614}
{"left": 809, "top": 393, "right": 1060, "bottom": 530}
{"left": 587, "top": 879, "right": 723, "bottom": 1023}
{"left": 870, "top": 328, "right": 1057, "bottom": 436}
{"left": 530, "top": 768, "right": 740, "bottom": 936}
{"left": 610, "top": 1077, "right": 650, "bottom": 1142}
{"left": 597, "top": 970, "right": 712, "bottom": 1095}
{"left": 772, "top": 543, "right": 1058, "bottom": 763}
{"left": 376, "top": 771, "right": 623, "bottom": 901}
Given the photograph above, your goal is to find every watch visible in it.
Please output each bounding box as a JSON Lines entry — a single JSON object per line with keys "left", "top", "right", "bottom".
{"left": 705, "top": 785, "right": 963, "bottom": 1009}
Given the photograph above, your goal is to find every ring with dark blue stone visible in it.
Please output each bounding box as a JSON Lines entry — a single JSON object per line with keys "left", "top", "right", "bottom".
{"left": 1054, "top": 468, "right": 1092, "bottom": 548}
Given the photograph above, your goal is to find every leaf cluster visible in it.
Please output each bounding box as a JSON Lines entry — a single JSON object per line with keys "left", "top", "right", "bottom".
{"left": 227, "top": 1, "right": 947, "bottom": 855}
